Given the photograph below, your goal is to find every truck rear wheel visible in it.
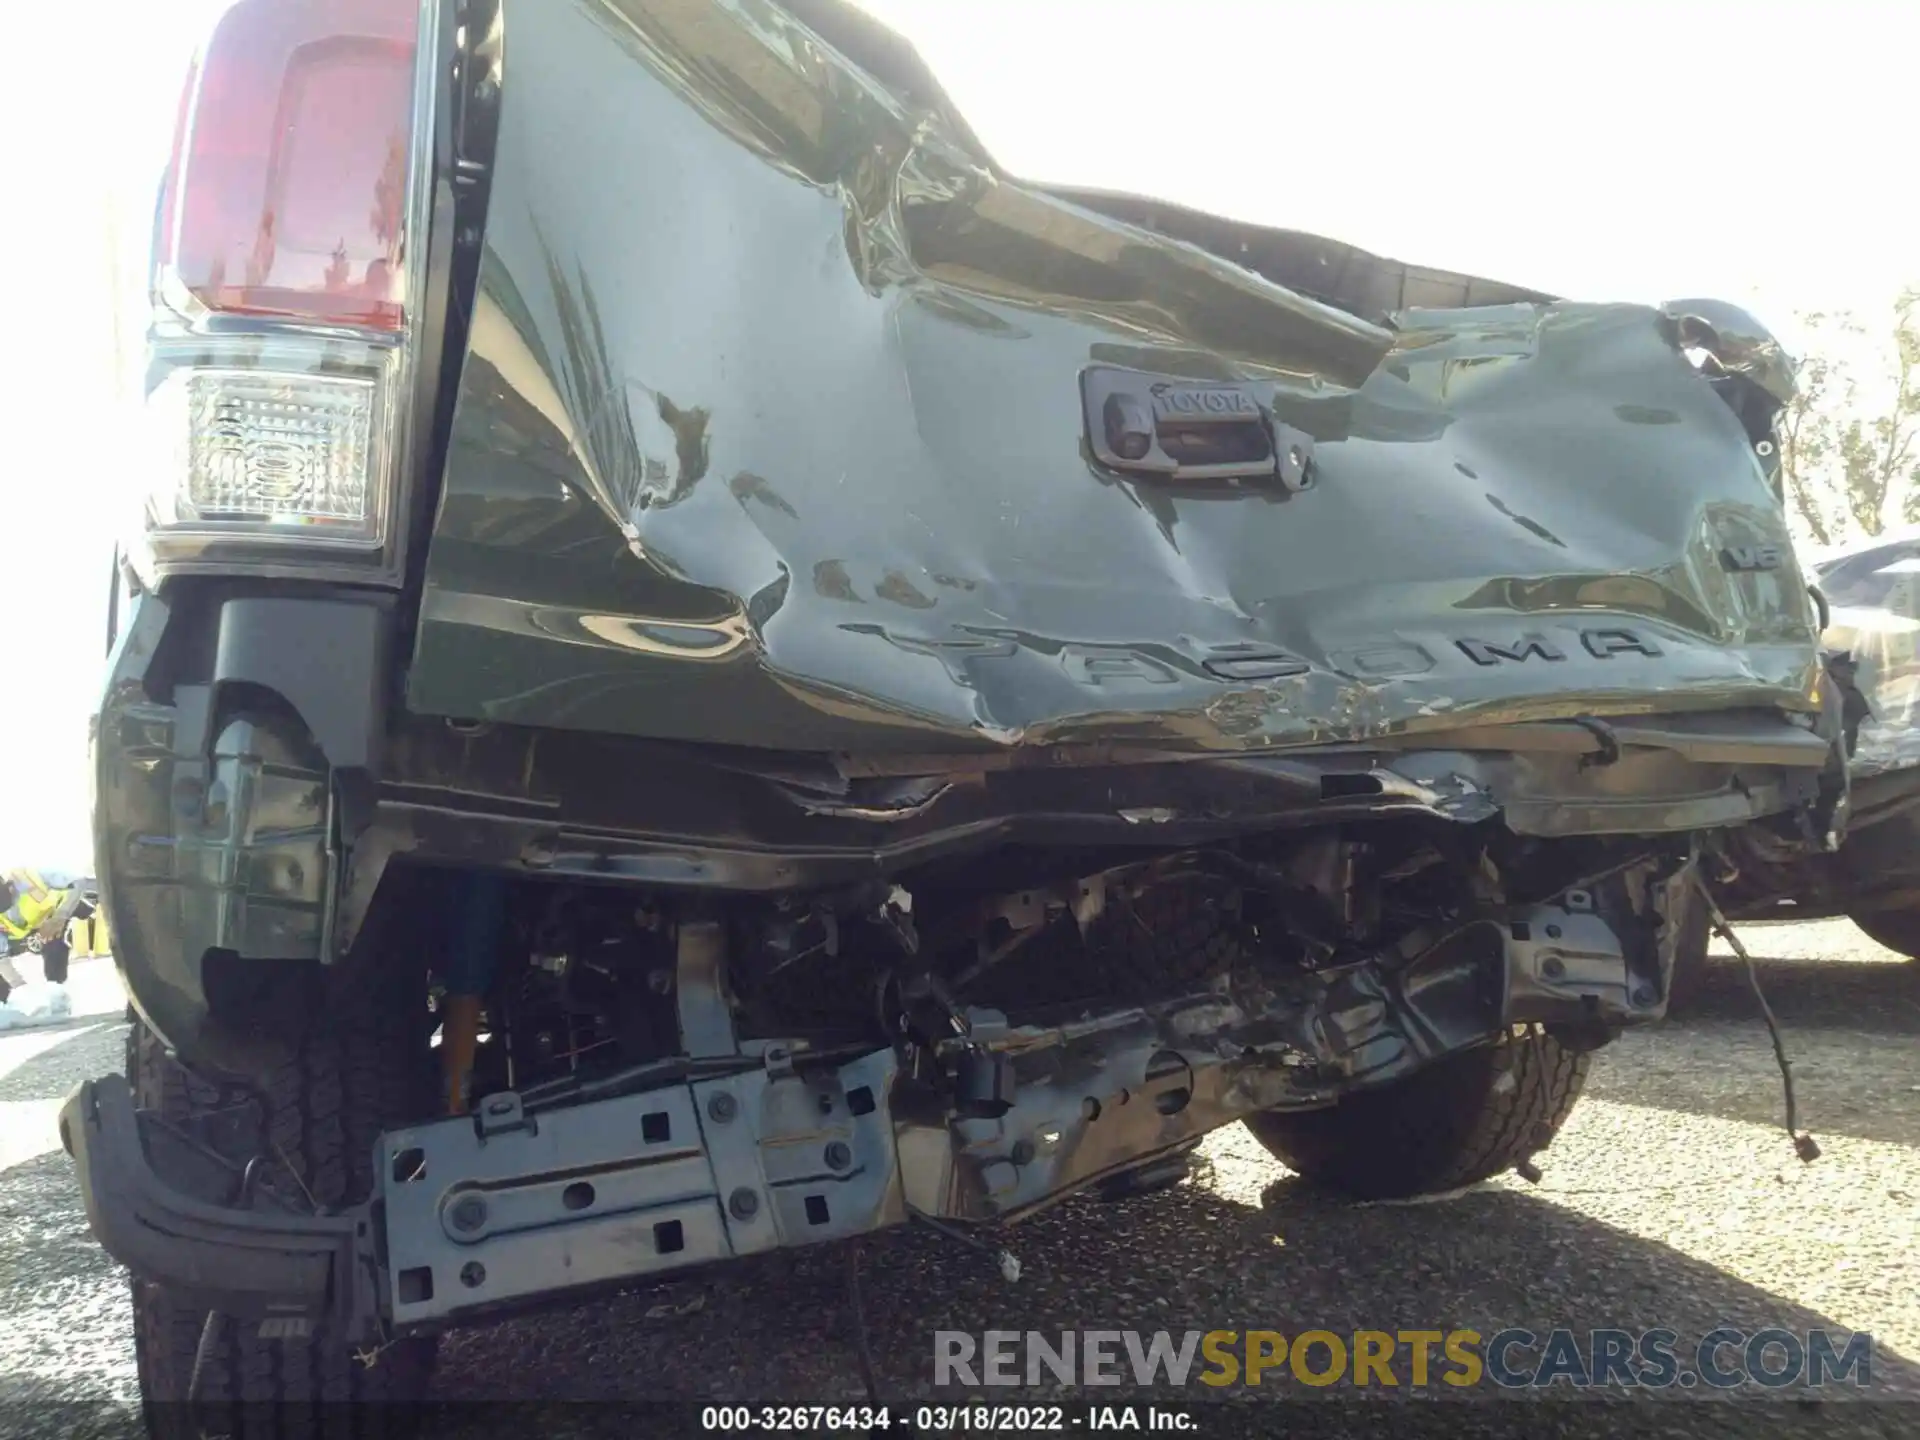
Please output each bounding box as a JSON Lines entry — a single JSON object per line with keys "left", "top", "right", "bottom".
{"left": 1847, "top": 904, "right": 1920, "bottom": 962}
{"left": 1243, "top": 1025, "right": 1589, "bottom": 1200}
{"left": 127, "top": 974, "right": 438, "bottom": 1438}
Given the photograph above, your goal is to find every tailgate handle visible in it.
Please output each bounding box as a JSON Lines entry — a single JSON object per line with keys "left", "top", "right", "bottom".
{"left": 1083, "top": 367, "right": 1313, "bottom": 489}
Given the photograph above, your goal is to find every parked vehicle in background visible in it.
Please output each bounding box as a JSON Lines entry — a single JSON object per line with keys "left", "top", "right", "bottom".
{"left": 60, "top": 0, "right": 1847, "bottom": 1430}
{"left": 1700, "top": 527, "right": 1920, "bottom": 964}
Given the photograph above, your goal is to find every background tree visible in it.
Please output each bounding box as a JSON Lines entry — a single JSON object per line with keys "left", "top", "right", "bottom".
{"left": 1779, "top": 289, "right": 1920, "bottom": 548}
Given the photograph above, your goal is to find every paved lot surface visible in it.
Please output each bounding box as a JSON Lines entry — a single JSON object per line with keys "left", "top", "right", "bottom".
{"left": 2, "top": 929, "right": 1916, "bottom": 1437}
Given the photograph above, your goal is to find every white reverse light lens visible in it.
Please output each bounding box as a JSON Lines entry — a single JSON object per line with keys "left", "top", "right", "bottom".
{"left": 149, "top": 367, "right": 384, "bottom": 544}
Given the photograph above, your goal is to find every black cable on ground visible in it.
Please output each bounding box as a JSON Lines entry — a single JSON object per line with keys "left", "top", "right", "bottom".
{"left": 1695, "top": 876, "right": 1821, "bottom": 1164}
{"left": 905, "top": 1203, "right": 1022, "bottom": 1282}
{"left": 845, "top": 1244, "right": 881, "bottom": 1408}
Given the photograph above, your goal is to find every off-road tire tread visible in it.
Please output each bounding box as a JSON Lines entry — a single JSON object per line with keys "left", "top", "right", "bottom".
{"left": 959, "top": 875, "right": 1243, "bottom": 1013}
{"left": 1244, "top": 1026, "right": 1590, "bottom": 1200}
{"left": 127, "top": 981, "right": 436, "bottom": 1439}
{"left": 1094, "top": 880, "right": 1242, "bottom": 1000}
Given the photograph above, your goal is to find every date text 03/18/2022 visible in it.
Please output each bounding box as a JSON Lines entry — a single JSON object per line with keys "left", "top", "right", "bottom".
{"left": 700, "top": 1405, "right": 1197, "bottom": 1431}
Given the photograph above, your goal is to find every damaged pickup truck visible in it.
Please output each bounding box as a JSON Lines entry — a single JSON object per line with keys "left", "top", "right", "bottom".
{"left": 66, "top": 0, "right": 1846, "bottom": 1423}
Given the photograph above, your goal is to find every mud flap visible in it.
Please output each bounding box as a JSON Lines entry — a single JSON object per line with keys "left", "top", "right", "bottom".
{"left": 59, "top": 1075, "right": 377, "bottom": 1340}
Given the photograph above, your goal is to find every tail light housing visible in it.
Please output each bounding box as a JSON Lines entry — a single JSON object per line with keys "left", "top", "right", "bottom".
{"left": 137, "top": 0, "right": 438, "bottom": 577}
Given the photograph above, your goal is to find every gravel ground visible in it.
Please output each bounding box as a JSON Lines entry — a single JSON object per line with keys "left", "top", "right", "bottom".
{"left": 1, "top": 926, "right": 1916, "bottom": 1438}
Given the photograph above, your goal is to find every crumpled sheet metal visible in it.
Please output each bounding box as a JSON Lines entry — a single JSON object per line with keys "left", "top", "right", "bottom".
{"left": 1659, "top": 298, "right": 1799, "bottom": 409}
{"left": 407, "top": 0, "right": 1820, "bottom": 757}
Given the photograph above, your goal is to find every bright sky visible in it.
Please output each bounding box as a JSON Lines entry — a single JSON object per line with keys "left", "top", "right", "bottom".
{"left": 0, "top": 0, "right": 1911, "bottom": 870}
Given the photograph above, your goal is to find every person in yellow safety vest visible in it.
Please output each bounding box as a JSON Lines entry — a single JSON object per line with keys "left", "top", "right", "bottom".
{"left": 0, "top": 870, "right": 92, "bottom": 1002}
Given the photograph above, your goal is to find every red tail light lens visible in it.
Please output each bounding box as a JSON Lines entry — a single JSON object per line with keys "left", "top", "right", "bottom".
{"left": 157, "top": 0, "right": 422, "bottom": 332}
{"left": 136, "top": 0, "right": 435, "bottom": 576}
